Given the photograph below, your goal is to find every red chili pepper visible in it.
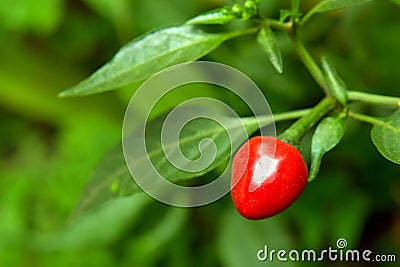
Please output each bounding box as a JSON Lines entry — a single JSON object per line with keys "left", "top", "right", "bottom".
{"left": 231, "top": 136, "right": 308, "bottom": 220}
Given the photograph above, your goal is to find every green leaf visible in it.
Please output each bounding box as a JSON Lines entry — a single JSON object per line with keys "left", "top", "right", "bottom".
{"left": 129, "top": 112, "right": 241, "bottom": 184}
{"left": 321, "top": 56, "right": 348, "bottom": 106}
{"left": 75, "top": 108, "right": 269, "bottom": 214}
{"left": 59, "top": 25, "right": 243, "bottom": 97}
{"left": 256, "top": 26, "right": 283, "bottom": 74}
{"left": 301, "top": 0, "right": 373, "bottom": 24}
{"left": 309, "top": 117, "right": 345, "bottom": 181}
{"left": 73, "top": 145, "right": 140, "bottom": 215}
{"left": 186, "top": 8, "right": 237, "bottom": 25}
{"left": 279, "top": 9, "right": 302, "bottom": 22}
{"left": 371, "top": 110, "right": 400, "bottom": 164}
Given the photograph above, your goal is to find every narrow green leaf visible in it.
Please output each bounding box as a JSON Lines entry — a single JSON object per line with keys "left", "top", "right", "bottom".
{"left": 131, "top": 112, "right": 243, "bottom": 184}
{"left": 257, "top": 26, "right": 283, "bottom": 74}
{"left": 309, "top": 117, "right": 345, "bottom": 181}
{"left": 75, "top": 108, "right": 268, "bottom": 214}
{"left": 321, "top": 56, "right": 348, "bottom": 106}
{"left": 301, "top": 0, "right": 372, "bottom": 24}
{"left": 59, "top": 25, "right": 243, "bottom": 97}
{"left": 312, "top": 0, "right": 372, "bottom": 13}
{"left": 371, "top": 110, "right": 400, "bottom": 164}
{"left": 186, "top": 8, "right": 236, "bottom": 25}
{"left": 279, "top": 9, "right": 302, "bottom": 22}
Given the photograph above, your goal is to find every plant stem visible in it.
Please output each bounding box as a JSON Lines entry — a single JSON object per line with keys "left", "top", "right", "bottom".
{"left": 265, "top": 19, "right": 292, "bottom": 31}
{"left": 279, "top": 97, "right": 336, "bottom": 145}
{"left": 291, "top": 0, "right": 300, "bottom": 13}
{"left": 348, "top": 111, "right": 383, "bottom": 126}
{"left": 241, "top": 108, "right": 311, "bottom": 130}
{"left": 260, "top": 108, "right": 311, "bottom": 126}
{"left": 348, "top": 91, "right": 400, "bottom": 108}
{"left": 235, "top": 26, "right": 261, "bottom": 37}
{"left": 292, "top": 36, "right": 330, "bottom": 96}
{"left": 299, "top": 11, "right": 313, "bottom": 26}
{"left": 273, "top": 108, "right": 312, "bottom": 122}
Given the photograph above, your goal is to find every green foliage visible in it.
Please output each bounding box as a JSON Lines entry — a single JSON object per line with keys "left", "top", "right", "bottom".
{"left": 321, "top": 56, "right": 348, "bottom": 106}
{"left": 371, "top": 110, "right": 400, "bottom": 164}
{"left": 59, "top": 26, "right": 245, "bottom": 97}
{"left": 0, "top": 0, "right": 399, "bottom": 266}
{"left": 73, "top": 146, "right": 139, "bottom": 215}
{"left": 76, "top": 108, "right": 278, "bottom": 214}
{"left": 257, "top": 26, "right": 283, "bottom": 74}
{"left": 310, "top": 0, "right": 373, "bottom": 13}
{"left": 186, "top": 8, "right": 237, "bottom": 25}
{"left": 301, "top": 0, "right": 374, "bottom": 24}
{"left": 309, "top": 117, "right": 345, "bottom": 181}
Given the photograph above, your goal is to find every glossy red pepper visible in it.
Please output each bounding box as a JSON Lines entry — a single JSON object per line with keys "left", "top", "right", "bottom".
{"left": 231, "top": 136, "right": 308, "bottom": 220}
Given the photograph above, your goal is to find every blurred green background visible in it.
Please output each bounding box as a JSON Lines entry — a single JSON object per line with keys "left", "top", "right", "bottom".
{"left": 0, "top": 0, "right": 399, "bottom": 266}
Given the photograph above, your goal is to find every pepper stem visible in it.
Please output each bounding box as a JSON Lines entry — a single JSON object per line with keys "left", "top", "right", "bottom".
{"left": 279, "top": 97, "right": 336, "bottom": 146}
